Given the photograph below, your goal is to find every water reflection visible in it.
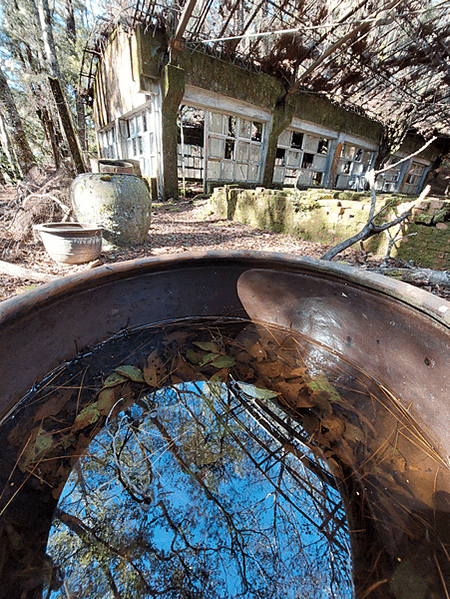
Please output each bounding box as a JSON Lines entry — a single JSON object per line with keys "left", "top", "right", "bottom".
{"left": 1, "top": 317, "right": 449, "bottom": 598}
{"left": 48, "top": 379, "right": 352, "bottom": 598}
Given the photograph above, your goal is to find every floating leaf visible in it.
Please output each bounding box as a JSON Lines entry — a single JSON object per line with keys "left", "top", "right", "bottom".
{"left": 103, "top": 372, "right": 127, "bottom": 388}
{"left": 211, "top": 355, "right": 235, "bottom": 368}
{"left": 114, "top": 365, "right": 145, "bottom": 382}
{"left": 72, "top": 403, "right": 101, "bottom": 433}
{"left": 236, "top": 382, "right": 278, "bottom": 400}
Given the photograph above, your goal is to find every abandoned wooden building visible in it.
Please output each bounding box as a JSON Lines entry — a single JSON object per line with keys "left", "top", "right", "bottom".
{"left": 83, "top": 1, "right": 450, "bottom": 200}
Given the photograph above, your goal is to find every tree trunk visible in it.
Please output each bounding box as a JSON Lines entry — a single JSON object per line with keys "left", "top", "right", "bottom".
{"left": 0, "top": 66, "right": 37, "bottom": 177}
{"left": 36, "top": 0, "right": 62, "bottom": 80}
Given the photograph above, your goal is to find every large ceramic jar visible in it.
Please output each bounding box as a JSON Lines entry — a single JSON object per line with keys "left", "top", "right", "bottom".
{"left": 70, "top": 173, "right": 151, "bottom": 246}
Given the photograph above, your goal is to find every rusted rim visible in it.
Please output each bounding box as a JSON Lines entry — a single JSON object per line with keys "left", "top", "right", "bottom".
{"left": 2, "top": 250, "right": 450, "bottom": 326}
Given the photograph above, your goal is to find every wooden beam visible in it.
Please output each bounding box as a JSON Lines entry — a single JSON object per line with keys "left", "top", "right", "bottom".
{"left": 169, "top": 0, "right": 198, "bottom": 52}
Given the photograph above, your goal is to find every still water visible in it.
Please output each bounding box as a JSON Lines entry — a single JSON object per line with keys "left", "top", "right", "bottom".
{"left": 3, "top": 317, "right": 450, "bottom": 598}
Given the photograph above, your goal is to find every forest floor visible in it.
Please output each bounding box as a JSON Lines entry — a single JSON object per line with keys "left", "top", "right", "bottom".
{"left": 0, "top": 166, "right": 448, "bottom": 303}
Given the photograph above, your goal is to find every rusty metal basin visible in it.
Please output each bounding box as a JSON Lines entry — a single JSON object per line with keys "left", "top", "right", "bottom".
{"left": 1, "top": 251, "right": 450, "bottom": 598}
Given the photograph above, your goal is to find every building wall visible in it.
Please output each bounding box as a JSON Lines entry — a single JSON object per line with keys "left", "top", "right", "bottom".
{"left": 93, "top": 26, "right": 444, "bottom": 199}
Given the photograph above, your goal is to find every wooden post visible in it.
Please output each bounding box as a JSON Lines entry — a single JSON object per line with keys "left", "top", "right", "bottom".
{"left": 48, "top": 76, "right": 86, "bottom": 174}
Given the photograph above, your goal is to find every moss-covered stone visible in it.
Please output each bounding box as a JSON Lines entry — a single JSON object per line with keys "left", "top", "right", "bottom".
{"left": 209, "top": 187, "right": 450, "bottom": 267}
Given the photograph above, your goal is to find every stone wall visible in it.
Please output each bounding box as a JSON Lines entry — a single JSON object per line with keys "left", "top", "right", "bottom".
{"left": 209, "top": 186, "right": 450, "bottom": 267}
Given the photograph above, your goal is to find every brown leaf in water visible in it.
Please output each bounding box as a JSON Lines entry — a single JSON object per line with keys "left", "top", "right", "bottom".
{"left": 193, "top": 341, "right": 222, "bottom": 353}
{"left": 98, "top": 385, "right": 123, "bottom": 416}
{"left": 172, "top": 354, "right": 197, "bottom": 382}
{"left": 274, "top": 381, "right": 315, "bottom": 408}
{"left": 33, "top": 388, "right": 74, "bottom": 421}
{"left": 254, "top": 360, "right": 281, "bottom": 378}
{"left": 144, "top": 350, "right": 167, "bottom": 387}
{"left": 162, "top": 330, "right": 191, "bottom": 346}
{"left": 248, "top": 342, "right": 267, "bottom": 361}
{"left": 321, "top": 416, "right": 346, "bottom": 440}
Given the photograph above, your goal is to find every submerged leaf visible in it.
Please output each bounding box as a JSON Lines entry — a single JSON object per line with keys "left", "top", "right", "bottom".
{"left": 72, "top": 403, "right": 101, "bottom": 433}
{"left": 114, "top": 365, "right": 145, "bottom": 382}
{"left": 307, "top": 376, "right": 342, "bottom": 403}
{"left": 199, "top": 352, "right": 220, "bottom": 367}
{"left": 103, "top": 372, "right": 127, "bottom": 388}
{"left": 236, "top": 382, "right": 278, "bottom": 400}
{"left": 98, "top": 386, "right": 123, "bottom": 416}
{"left": 19, "top": 426, "right": 54, "bottom": 472}
{"left": 143, "top": 350, "right": 166, "bottom": 387}
{"left": 193, "top": 341, "right": 222, "bottom": 353}
{"left": 211, "top": 355, "right": 235, "bottom": 368}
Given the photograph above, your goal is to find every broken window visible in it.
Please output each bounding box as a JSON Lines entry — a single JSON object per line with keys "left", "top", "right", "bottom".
{"left": 178, "top": 106, "right": 205, "bottom": 182}
{"left": 402, "top": 162, "right": 426, "bottom": 194}
{"left": 336, "top": 143, "right": 374, "bottom": 190}
{"left": 206, "top": 111, "right": 265, "bottom": 183}
{"left": 274, "top": 129, "right": 332, "bottom": 186}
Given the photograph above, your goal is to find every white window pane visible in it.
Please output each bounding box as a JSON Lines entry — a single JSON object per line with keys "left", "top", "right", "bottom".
{"left": 237, "top": 141, "right": 250, "bottom": 162}
{"left": 248, "top": 164, "right": 259, "bottom": 181}
{"left": 286, "top": 150, "right": 301, "bottom": 167}
{"left": 207, "top": 160, "right": 220, "bottom": 179}
{"left": 209, "top": 137, "right": 224, "bottom": 158}
{"left": 240, "top": 119, "right": 252, "bottom": 139}
{"left": 209, "top": 113, "right": 223, "bottom": 134}
{"left": 303, "top": 135, "right": 319, "bottom": 153}
{"left": 222, "top": 161, "right": 234, "bottom": 180}
{"left": 273, "top": 167, "right": 285, "bottom": 183}
{"left": 313, "top": 154, "right": 327, "bottom": 170}
{"left": 278, "top": 130, "right": 291, "bottom": 146}
{"left": 236, "top": 164, "right": 248, "bottom": 181}
{"left": 250, "top": 145, "right": 261, "bottom": 163}
{"left": 297, "top": 170, "right": 312, "bottom": 186}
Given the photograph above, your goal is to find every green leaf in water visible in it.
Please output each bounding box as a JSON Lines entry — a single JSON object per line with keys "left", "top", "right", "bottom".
{"left": 193, "top": 341, "right": 222, "bottom": 353}
{"left": 114, "top": 365, "right": 145, "bottom": 382}
{"left": 103, "top": 372, "right": 128, "bottom": 388}
{"left": 199, "top": 352, "right": 221, "bottom": 367}
{"left": 307, "top": 375, "right": 342, "bottom": 403}
{"left": 72, "top": 403, "right": 101, "bottom": 432}
{"left": 236, "top": 382, "right": 278, "bottom": 400}
{"left": 211, "top": 355, "right": 235, "bottom": 368}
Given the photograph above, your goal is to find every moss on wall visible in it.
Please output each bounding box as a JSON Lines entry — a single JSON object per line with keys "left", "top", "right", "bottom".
{"left": 289, "top": 93, "right": 382, "bottom": 142}
{"left": 173, "top": 48, "right": 285, "bottom": 110}
{"left": 209, "top": 187, "right": 450, "bottom": 266}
